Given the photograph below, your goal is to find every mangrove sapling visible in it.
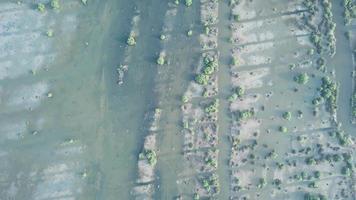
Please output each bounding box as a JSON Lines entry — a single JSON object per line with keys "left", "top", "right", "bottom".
{"left": 234, "top": 86, "right": 244, "bottom": 97}
{"left": 294, "top": 73, "right": 309, "bottom": 84}
{"left": 202, "top": 90, "right": 209, "bottom": 98}
{"left": 228, "top": 93, "right": 238, "bottom": 102}
{"left": 37, "top": 3, "right": 46, "bottom": 13}
{"left": 206, "top": 157, "right": 217, "bottom": 168}
{"left": 312, "top": 97, "right": 323, "bottom": 106}
{"left": 185, "top": 0, "right": 192, "bottom": 7}
{"left": 204, "top": 26, "right": 210, "bottom": 35}
{"left": 282, "top": 111, "right": 292, "bottom": 121}
{"left": 156, "top": 54, "right": 165, "bottom": 65}
{"left": 341, "top": 166, "right": 352, "bottom": 176}
{"left": 308, "top": 181, "right": 317, "bottom": 188}
{"left": 233, "top": 14, "right": 240, "bottom": 22}
{"left": 342, "top": 153, "right": 352, "bottom": 162}
{"left": 257, "top": 178, "right": 266, "bottom": 189}
{"left": 231, "top": 57, "right": 239, "bottom": 66}
{"left": 195, "top": 74, "right": 209, "bottom": 85}
{"left": 127, "top": 33, "right": 136, "bottom": 46}
{"left": 51, "top": 0, "right": 60, "bottom": 10}
{"left": 235, "top": 109, "right": 254, "bottom": 121}
{"left": 345, "top": 31, "right": 351, "bottom": 40}
{"left": 304, "top": 193, "right": 327, "bottom": 200}
{"left": 193, "top": 193, "right": 199, "bottom": 200}
{"left": 202, "top": 179, "right": 211, "bottom": 192}
{"left": 182, "top": 95, "right": 189, "bottom": 103}
{"left": 314, "top": 171, "right": 321, "bottom": 179}
{"left": 46, "top": 29, "right": 54, "bottom": 37}
{"left": 319, "top": 76, "right": 338, "bottom": 113}
{"left": 336, "top": 131, "right": 351, "bottom": 146}
{"left": 305, "top": 157, "right": 316, "bottom": 165}
{"left": 144, "top": 149, "right": 157, "bottom": 166}
{"left": 205, "top": 99, "right": 219, "bottom": 114}
{"left": 279, "top": 126, "right": 288, "bottom": 133}
{"left": 187, "top": 30, "right": 193, "bottom": 37}
{"left": 352, "top": 92, "right": 356, "bottom": 117}
{"left": 174, "top": 0, "right": 180, "bottom": 5}
{"left": 273, "top": 179, "right": 282, "bottom": 187}
{"left": 160, "top": 34, "right": 166, "bottom": 40}
{"left": 81, "top": 0, "right": 88, "bottom": 5}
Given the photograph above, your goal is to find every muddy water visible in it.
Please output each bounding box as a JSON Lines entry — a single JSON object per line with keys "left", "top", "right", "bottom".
{"left": 216, "top": 0, "right": 233, "bottom": 198}
{"left": 154, "top": 3, "right": 201, "bottom": 199}
{"left": 0, "top": 0, "right": 355, "bottom": 199}
{"left": 0, "top": 0, "right": 161, "bottom": 199}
